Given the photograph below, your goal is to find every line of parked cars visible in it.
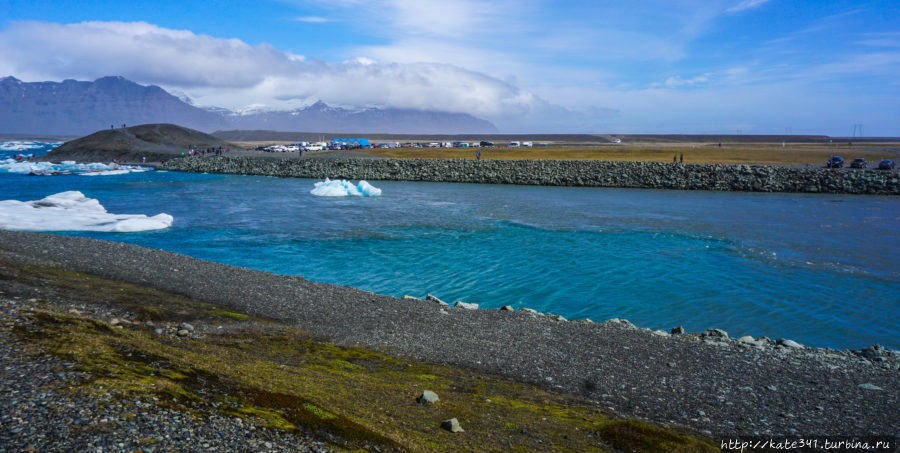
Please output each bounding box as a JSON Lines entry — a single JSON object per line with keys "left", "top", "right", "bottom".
{"left": 826, "top": 156, "right": 895, "bottom": 170}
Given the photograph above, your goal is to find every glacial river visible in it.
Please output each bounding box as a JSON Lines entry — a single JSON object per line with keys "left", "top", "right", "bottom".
{"left": 2, "top": 143, "right": 898, "bottom": 349}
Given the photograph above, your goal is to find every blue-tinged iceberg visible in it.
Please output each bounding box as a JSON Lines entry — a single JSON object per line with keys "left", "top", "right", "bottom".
{"left": 0, "top": 159, "right": 150, "bottom": 175}
{"left": 310, "top": 178, "right": 382, "bottom": 197}
{"left": 0, "top": 191, "right": 173, "bottom": 232}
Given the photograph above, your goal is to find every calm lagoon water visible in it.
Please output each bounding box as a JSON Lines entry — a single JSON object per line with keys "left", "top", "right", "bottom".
{"left": 2, "top": 148, "right": 898, "bottom": 349}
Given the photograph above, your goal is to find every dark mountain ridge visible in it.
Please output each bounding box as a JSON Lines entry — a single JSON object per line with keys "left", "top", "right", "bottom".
{"left": 0, "top": 76, "right": 498, "bottom": 135}
{"left": 0, "top": 76, "right": 226, "bottom": 135}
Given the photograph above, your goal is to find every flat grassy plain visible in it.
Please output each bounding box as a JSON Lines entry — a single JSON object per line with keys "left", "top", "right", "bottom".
{"left": 237, "top": 140, "right": 900, "bottom": 165}
{"left": 363, "top": 144, "right": 900, "bottom": 165}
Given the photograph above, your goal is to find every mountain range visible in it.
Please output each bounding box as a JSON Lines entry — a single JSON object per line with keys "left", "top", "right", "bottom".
{"left": 0, "top": 76, "right": 498, "bottom": 135}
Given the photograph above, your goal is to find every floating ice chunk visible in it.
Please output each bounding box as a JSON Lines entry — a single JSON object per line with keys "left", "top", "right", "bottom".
{"left": 310, "top": 178, "right": 382, "bottom": 197}
{"left": 0, "top": 141, "right": 61, "bottom": 150}
{"left": 0, "top": 191, "right": 173, "bottom": 232}
{"left": 357, "top": 180, "right": 382, "bottom": 197}
{"left": 113, "top": 214, "right": 175, "bottom": 232}
{"left": 0, "top": 159, "right": 150, "bottom": 175}
{"left": 79, "top": 169, "right": 134, "bottom": 176}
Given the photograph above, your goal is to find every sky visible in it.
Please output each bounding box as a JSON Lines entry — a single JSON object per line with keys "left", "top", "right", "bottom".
{"left": 1, "top": 0, "right": 898, "bottom": 135}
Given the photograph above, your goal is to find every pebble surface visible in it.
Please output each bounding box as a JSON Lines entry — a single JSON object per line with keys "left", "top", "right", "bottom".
{"left": 1, "top": 230, "right": 898, "bottom": 440}
{"left": 0, "top": 297, "right": 333, "bottom": 452}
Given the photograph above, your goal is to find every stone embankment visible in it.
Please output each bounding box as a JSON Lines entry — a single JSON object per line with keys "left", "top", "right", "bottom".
{"left": 159, "top": 156, "right": 900, "bottom": 194}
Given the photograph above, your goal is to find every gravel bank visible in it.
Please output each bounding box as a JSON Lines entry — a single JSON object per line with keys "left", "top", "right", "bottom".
{"left": 0, "top": 230, "right": 897, "bottom": 439}
{"left": 159, "top": 155, "right": 900, "bottom": 194}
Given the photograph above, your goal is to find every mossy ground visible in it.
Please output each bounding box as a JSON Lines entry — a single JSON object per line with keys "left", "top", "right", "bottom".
{"left": 359, "top": 144, "right": 897, "bottom": 165}
{"left": 1, "top": 256, "right": 719, "bottom": 452}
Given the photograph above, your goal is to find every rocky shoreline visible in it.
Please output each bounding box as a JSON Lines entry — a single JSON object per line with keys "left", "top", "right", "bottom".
{"left": 1, "top": 230, "right": 897, "bottom": 441}
{"left": 159, "top": 155, "right": 900, "bottom": 194}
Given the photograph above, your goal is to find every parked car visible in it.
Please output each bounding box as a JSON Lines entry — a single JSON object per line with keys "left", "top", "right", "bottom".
{"left": 878, "top": 159, "right": 895, "bottom": 170}
{"left": 826, "top": 156, "right": 844, "bottom": 168}
{"left": 850, "top": 158, "right": 867, "bottom": 168}
{"left": 480, "top": 141, "right": 495, "bottom": 147}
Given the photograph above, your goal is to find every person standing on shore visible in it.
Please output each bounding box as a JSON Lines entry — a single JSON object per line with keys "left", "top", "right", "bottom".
{"left": 680, "top": 153, "right": 683, "bottom": 163}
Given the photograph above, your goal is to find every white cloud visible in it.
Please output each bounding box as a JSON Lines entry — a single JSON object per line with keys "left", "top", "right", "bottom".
{"left": 295, "top": 16, "right": 330, "bottom": 23}
{"left": 302, "top": 0, "right": 518, "bottom": 39}
{"left": 663, "top": 74, "right": 710, "bottom": 87}
{"left": 726, "top": 0, "right": 771, "bottom": 13}
{"left": 856, "top": 32, "right": 900, "bottom": 48}
{"left": 0, "top": 20, "right": 544, "bottom": 119}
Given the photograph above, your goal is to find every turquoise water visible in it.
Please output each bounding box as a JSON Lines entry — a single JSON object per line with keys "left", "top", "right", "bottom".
{"left": 2, "top": 147, "right": 898, "bottom": 349}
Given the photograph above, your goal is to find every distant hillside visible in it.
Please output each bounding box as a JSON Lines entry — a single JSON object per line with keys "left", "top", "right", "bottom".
{"left": 0, "top": 76, "right": 499, "bottom": 135}
{"left": 212, "top": 131, "right": 844, "bottom": 145}
{"left": 0, "top": 76, "right": 227, "bottom": 135}
{"left": 41, "top": 123, "right": 241, "bottom": 162}
{"left": 214, "top": 130, "right": 610, "bottom": 143}
{"left": 226, "top": 101, "right": 497, "bottom": 134}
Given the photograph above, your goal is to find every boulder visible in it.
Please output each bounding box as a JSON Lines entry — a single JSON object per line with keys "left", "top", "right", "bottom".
{"left": 778, "top": 339, "right": 804, "bottom": 349}
{"left": 454, "top": 301, "right": 479, "bottom": 310}
{"left": 701, "top": 328, "right": 728, "bottom": 339}
{"left": 417, "top": 390, "right": 440, "bottom": 404}
{"left": 858, "top": 345, "right": 883, "bottom": 359}
{"left": 425, "top": 294, "right": 449, "bottom": 307}
{"left": 441, "top": 418, "right": 464, "bottom": 433}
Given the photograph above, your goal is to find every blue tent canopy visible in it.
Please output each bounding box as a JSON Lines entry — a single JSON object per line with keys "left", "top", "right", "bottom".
{"left": 331, "top": 138, "right": 371, "bottom": 147}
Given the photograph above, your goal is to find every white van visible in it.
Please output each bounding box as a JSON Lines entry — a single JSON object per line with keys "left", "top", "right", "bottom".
{"left": 508, "top": 141, "right": 520, "bottom": 147}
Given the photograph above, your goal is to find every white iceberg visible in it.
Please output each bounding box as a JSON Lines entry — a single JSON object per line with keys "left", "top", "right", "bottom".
{"left": 0, "top": 191, "right": 173, "bottom": 232}
{"left": 0, "top": 141, "right": 61, "bottom": 151}
{"left": 310, "top": 178, "right": 382, "bottom": 197}
{"left": 0, "top": 159, "right": 149, "bottom": 175}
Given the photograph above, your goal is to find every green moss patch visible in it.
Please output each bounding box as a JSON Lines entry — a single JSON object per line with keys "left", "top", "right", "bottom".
{"left": 217, "top": 311, "right": 249, "bottom": 320}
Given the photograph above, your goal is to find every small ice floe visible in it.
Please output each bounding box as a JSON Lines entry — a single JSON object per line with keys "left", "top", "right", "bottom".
{"left": 0, "top": 159, "right": 149, "bottom": 176}
{"left": 0, "top": 191, "right": 173, "bottom": 232}
{"left": 310, "top": 178, "right": 382, "bottom": 197}
{"left": 0, "top": 141, "right": 61, "bottom": 151}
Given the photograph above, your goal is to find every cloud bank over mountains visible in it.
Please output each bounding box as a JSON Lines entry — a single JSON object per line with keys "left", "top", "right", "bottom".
{"left": 0, "top": 21, "right": 563, "bottom": 130}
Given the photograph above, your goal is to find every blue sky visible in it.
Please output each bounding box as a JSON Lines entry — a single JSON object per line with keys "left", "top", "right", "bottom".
{"left": 1, "top": 0, "right": 898, "bottom": 134}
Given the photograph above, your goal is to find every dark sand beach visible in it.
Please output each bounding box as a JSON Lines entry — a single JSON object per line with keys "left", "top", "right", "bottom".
{"left": 1, "top": 229, "right": 897, "bottom": 449}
